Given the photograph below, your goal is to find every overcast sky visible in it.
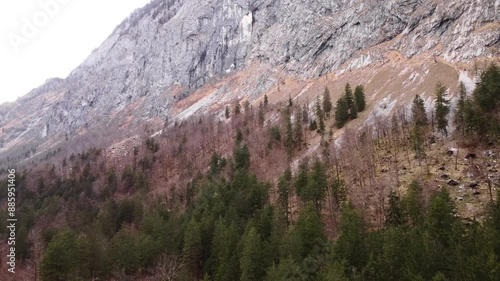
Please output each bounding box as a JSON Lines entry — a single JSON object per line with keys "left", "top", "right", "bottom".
{"left": 0, "top": 0, "right": 151, "bottom": 104}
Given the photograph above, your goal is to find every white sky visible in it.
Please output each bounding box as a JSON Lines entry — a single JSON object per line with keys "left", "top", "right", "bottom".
{"left": 0, "top": 0, "right": 151, "bottom": 104}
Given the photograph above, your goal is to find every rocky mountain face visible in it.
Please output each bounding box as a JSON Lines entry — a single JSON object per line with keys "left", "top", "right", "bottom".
{"left": 0, "top": 0, "right": 499, "bottom": 166}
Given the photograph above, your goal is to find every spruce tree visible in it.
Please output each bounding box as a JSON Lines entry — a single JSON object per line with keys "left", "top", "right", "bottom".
{"left": 284, "top": 110, "right": 294, "bottom": 158}
{"left": 294, "top": 108, "right": 303, "bottom": 149}
{"left": 427, "top": 188, "right": 456, "bottom": 247}
{"left": 463, "top": 98, "right": 482, "bottom": 137}
{"left": 344, "top": 83, "right": 357, "bottom": 119}
{"left": 454, "top": 82, "right": 467, "bottom": 135}
{"left": 412, "top": 95, "right": 428, "bottom": 126}
{"left": 234, "top": 144, "right": 251, "bottom": 170}
{"left": 350, "top": 100, "right": 358, "bottom": 120}
{"left": 411, "top": 125, "right": 425, "bottom": 160}
{"left": 354, "top": 85, "right": 366, "bottom": 112}
{"left": 212, "top": 220, "right": 240, "bottom": 281}
{"left": 307, "top": 158, "right": 328, "bottom": 210}
{"left": 240, "top": 227, "right": 264, "bottom": 281}
{"left": 278, "top": 171, "right": 291, "bottom": 225}
{"left": 40, "top": 230, "right": 79, "bottom": 281}
{"left": 258, "top": 107, "right": 265, "bottom": 126}
{"left": 335, "top": 203, "right": 368, "bottom": 274}
{"left": 316, "top": 96, "right": 325, "bottom": 135}
{"left": 292, "top": 204, "right": 326, "bottom": 259}
{"left": 295, "top": 160, "right": 309, "bottom": 199}
{"left": 302, "top": 104, "right": 309, "bottom": 124}
{"left": 264, "top": 94, "right": 269, "bottom": 107}
{"left": 472, "top": 63, "right": 500, "bottom": 139}
{"left": 183, "top": 219, "right": 203, "bottom": 278}
{"left": 265, "top": 257, "right": 303, "bottom": 281}
{"left": 474, "top": 63, "right": 500, "bottom": 114}
{"left": 335, "top": 97, "right": 349, "bottom": 128}
{"left": 323, "top": 87, "right": 333, "bottom": 116}
{"left": 385, "top": 191, "right": 404, "bottom": 227}
{"left": 403, "top": 180, "right": 424, "bottom": 226}
{"left": 434, "top": 82, "right": 450, "bottom": 136}
{"left": 309, "top": 119, "right": 318, "bottom": 131}
{"left": 225, "top": 106, "right": 230, "bottom": 119}
{"left": 234, "top": 102, "right": 241, "bottom": 115}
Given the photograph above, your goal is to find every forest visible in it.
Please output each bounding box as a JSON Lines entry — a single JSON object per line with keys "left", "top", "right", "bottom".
{"left": 0, "top": 64, "right": 499, "bottom": 281}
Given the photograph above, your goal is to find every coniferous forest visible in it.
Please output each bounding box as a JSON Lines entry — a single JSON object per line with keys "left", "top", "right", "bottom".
{"left": 0, "top": 64, "right": 499, "bottom": 281}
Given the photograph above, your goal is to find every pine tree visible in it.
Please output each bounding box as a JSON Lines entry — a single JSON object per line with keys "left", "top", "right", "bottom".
{"left": 434, "top": 82, "right": 450, "bottom": 136}
{"left": 354, "top": 85, "right": 366, "bottom": 112}
{"left": 316, "top": 96, "right": 325, "bottom": 135}
{"left": 323, "top": 87, "right": 333, "bottom": 116}
{"left": 335, "top": 97, "right": 349, "bottom": 128}
{"left": 264, "top": 94, "right": 269, "bottom": 107}
{"left": 412, "top": 95, "right": 428, "bottom": 126}
{"left": 288, "top": 94, "right": 293, "bottom": 107}
{"left": 225, "top": 106, "right": 230, "bottom": 119}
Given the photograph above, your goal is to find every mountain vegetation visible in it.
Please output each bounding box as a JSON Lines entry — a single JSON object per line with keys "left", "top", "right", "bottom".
{"left": 0, "top": 64, "right": 499, "bottom": 280}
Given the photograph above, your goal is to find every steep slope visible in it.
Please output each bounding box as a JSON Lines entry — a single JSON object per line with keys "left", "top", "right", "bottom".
{"left": 0, "top": 0, "right": 498, "bottom": 167}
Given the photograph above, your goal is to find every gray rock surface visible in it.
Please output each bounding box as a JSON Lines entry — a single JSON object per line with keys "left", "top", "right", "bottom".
{"left": 1, "top": 0, "right": 499, "bottom": 165}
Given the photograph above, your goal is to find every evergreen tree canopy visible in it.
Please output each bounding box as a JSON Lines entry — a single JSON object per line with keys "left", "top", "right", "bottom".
{"left": 412, "top": 94, "right": 428, "bottom": 126}
{"left": 323, "top": 87, "right": 333, "bottom": 115}
{"left": 385, "top": 190, "right": 404, "bottom": 227}
{"left": 335, "top": 97, "right": 349, "bottom": 128}
{"left": 434, "top": 82, "right": 450, "bottom": 136}
{"left": 454, "top": 82, "right": 467, "bottom": 135}
{"left": 354, "top": 85, "right": 366, "bottom": 112}
{"left": 316, "top": 96, "right": 325, "bottom": 135}
{"left": 183, "top": 218, "right": 203, "bottom": 278}
{"left": 240, "top": 227, "right": 265, "bottom": 281}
